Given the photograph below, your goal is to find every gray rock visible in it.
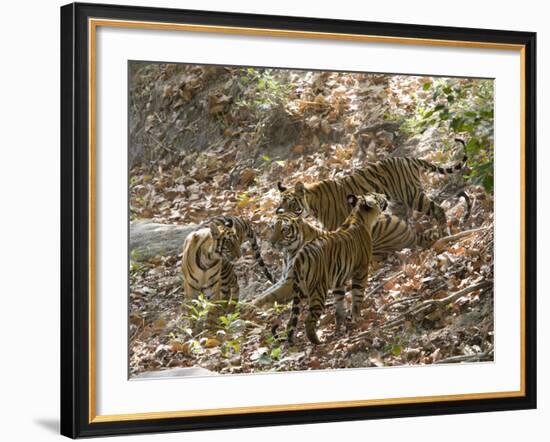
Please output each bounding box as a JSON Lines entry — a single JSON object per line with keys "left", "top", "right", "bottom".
{"left": 130, "top": 220, "right": 198, "bottom": 261}
{"left": 133, "top": 366, "right": 216, "bottom": 380}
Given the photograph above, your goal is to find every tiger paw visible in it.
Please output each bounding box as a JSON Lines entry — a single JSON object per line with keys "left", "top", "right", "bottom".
{"left": 305, "top": 326, "right": 322, "bottom": 345}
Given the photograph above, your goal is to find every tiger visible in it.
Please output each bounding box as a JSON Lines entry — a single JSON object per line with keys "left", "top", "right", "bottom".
{"left": 371, "top": 214, "right": 441, "bottom": 258}
{"left": 254, "top": 212, "right": 439, "bottom": 309}
{"left": 276, "top": 139, "right": 467, "bottom": 231}
{"left": 209, "top": 216, "right": 274, "bottom": 284}
{"left": 272, "top": 193, "right": 386, "bottom": 344}
{"left": 181, "top": 216, "right": 274, "bottom": 303}
{"left": 270, "top": 212, "right": 440, "bottom": 265}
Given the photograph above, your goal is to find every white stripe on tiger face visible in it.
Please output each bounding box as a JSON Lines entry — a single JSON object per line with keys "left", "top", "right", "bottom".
{"left": 275, "top": 181, "right": 308, "bottom": 217}
{"left": 269, "top": 214, "right": 303, "bottom": 253}
{"left": 210, "top": 223, "right": 241, "bottom": 260}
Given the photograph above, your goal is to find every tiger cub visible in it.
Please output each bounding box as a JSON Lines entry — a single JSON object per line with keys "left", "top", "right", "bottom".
{"left": 273, "top": 193, "right": 386, "bottom": 344}
{"left": 257, "top": 212, "right": 438, "bottom": 310}
{"left": 209, "top": 216, "right": 274, "bottom": 284}
{"left": 270, "top": 212, "right": 439, "bottom": 266}
{"left": 276, "top": 139, "right": 467, "bottom": 231}
{"left": 181, "top": 216, "right": 273, "bottom": 303}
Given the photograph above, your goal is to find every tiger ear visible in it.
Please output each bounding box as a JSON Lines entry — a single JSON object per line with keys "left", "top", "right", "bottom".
{"left": 295, "top": 182, "right": 305, "bottom": 196}
{"left": 223, "top": 217, "right": 234, "bottom": 228}
{"left": 347, "top": 194, "right": 358, "bottom": 207}
{"left": 277, "top": 182, "right": 287, "bottom": 192}
{"left": 210, "top": 223, "right": 220, "bottom": 239}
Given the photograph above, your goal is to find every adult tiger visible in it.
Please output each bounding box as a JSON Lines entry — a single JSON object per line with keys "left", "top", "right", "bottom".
{"left": 276, "top": 139, "right": 467, "bottom": 231}
{"left": 181, "top": 216, "right": 273, "bottom": 303}
{"left": 371, "top": 214, "right": 440, "bottom": 258}
{"left": 272, "top": 193, "right": 386, "bottom": 344}
{"left": 253, "top": 212, "right": 439, "bottom": 309}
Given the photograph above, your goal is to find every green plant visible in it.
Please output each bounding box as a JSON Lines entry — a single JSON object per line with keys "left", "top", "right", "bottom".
{"left": 218, "top": 311, "right": 241, "bottom": 333}
{"left": 182, "top": 293, "right": 227, "bottom": 327}
{"left": 400, "top": 79, "right": 494, "bottom": 192}
{"left": 236, "top": 68, "right": 293, "bottom": 113}
{"left": 129, "top": 248, "right": 145, "bottom": 272}
{"left": 220, "top": 338, "right": 241, "bottom": 358}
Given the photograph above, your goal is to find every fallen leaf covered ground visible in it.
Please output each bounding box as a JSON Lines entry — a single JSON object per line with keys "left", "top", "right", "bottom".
{"left": 128, "top": 63, "right": 494, "bottom": 377}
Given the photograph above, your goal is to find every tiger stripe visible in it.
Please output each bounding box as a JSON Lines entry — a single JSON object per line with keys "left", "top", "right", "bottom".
{"left": 276, "top": 139, "right": 467, "bottom": 230}
{"left": 272, "top": 193, "right": 386, "bottom": 344}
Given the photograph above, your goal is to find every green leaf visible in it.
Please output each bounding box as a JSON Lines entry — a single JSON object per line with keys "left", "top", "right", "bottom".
{"left": 423, "top": 109, "right": 435, "bottom": 119}
{"left": 262, "top": 154, "right": 271, "bottom": 161}
{"left": 450, "top": 117, "right": 464, "bottom": 131}
{"left": 391, "top": 344, "right": 402, "bottom": 356}
{"left": 483, "top": 174, "right": 494, "bottom": 193}
{"left": 270, "top": 347, "right": 282, "bottom": 360}
{"left": 422, "top": 82, "right": 432, "bottom": 91}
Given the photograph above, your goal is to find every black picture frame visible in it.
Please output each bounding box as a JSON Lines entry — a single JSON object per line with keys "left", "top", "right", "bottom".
{"left": 61, "top": 2, "right": 537, "bottom": 438}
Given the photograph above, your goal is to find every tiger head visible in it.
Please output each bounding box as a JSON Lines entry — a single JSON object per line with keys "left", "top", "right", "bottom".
{"left": 209, "top": 219, "right": 242, "bottom": 260}
{"left": 344, "top": 193, "right": 388, "bottom": 230}
{"left": 269, "top": 213, "right": 304, "bottom": 253}
{"left": 275, "top": 181, "right": 308, "bottom": 217}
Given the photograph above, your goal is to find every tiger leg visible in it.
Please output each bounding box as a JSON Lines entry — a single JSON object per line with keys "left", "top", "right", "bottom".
{"left": 286, "top": 292, "right": 302, "bottom": 344}
{"left": 413, "top": 191, "right": 448, "bottom": 231}
{"left": 203, "top": 275, "right": 223, "bottom": 327}
{"left": 183, "top": 279, "right": 199, "bottom": 301}
{"left": 350, "top": 273, "right": 368, "bottom": 322}
{"left": 417, "top": 226, "right": 441, "bottom": 248}
{"left": 333, "top": 287, "right": 347, "bottom": 332}
{"left": 304, "top": 288, "right": 325, "bottom": 345}
{"left": 220, "top": 261, "right": 239, "bottom": 304}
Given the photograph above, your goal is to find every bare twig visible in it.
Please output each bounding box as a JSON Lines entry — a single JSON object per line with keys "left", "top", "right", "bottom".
{"left": 435, "top": 346, "right": 494, "bottom": 364}
{"left": 365, "top": 270, "right": 404, "bottom": 299}
{"left": 377, "top": 280, "right": 447, "bottom": 313}
{"left": 352, "top": 280, "right": 493, "bottom": 342}
{"left": 149, "top": 134, "right": 176, "bottom": 154}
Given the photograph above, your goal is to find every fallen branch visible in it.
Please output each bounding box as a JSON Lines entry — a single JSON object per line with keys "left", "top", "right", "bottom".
{"left": 384, "top": 279, "right": 492, "bottom": 328}
{"left": 149, "top": 133, "right": 177, "bottom": 154}
{"left": 251, "top": 279, "right": 294, "bottom": 308}
{"left": 377, "top": 280, "right": 447, "bottom": 313}
{"left": 352, "top": 280, "right": 493, "bottom": 342}
{"left": 435, "top": 346, "right": 494, "bottom": 364}
{"left": 432, "top": 226, "right": 487, "bottom": 250}
{"left": 365, "top": 270, "right": 404, "bottom": 299}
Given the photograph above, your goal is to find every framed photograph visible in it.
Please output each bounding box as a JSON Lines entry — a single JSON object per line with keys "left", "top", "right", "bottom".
{"left": 60, "top": 2, "right": 536, "bottom": 438}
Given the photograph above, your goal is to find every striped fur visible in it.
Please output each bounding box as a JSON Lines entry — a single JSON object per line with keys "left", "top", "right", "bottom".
{"left": 273, "top": 193, "right": 386, "bottom": 344}
{"left": 276, "top": 139, "right": 467, "bottom": 230}
{"left": 257, "top": 213, "right": 439, "bottom": 310}
{"left": 182, "top": 216, "right": 274, "bottom": 302}
{"left": 208, "top": 216, "right": 274, "bottom": 284}
{"left": 269, "top": 213, "right": 325, "bottom": 277}
{"left": 181, "top": 224, "right": 241, "bottom": 302}
{"left": 371, "top": 214, "right": 440, "bottom": 257}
